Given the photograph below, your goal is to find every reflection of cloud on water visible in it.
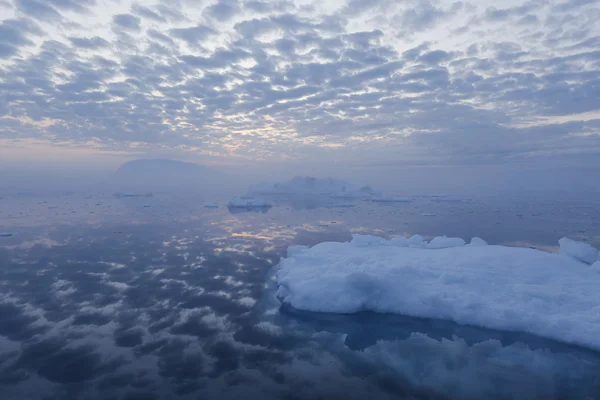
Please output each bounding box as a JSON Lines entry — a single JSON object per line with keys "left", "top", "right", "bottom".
{"left": 2, "top": 193, "right": 600, "bottom": 399}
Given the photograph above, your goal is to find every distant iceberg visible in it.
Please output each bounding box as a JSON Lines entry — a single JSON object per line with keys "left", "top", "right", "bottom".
{"left": 276, "top": 235, "right": 600, "bottom": 350}
{"left": 250, "top": 176, "right": 363, "bottom": 195}
{"left": 227, "top": 196, "right": 273, "bottom": 208}
{"left": 330, "top": 185, "right": 379, "bottom": 199}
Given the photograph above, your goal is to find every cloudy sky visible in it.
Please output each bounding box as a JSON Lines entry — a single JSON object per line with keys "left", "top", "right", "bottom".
{"left": 0, "top": 0, "right": 599, "bottom": 171}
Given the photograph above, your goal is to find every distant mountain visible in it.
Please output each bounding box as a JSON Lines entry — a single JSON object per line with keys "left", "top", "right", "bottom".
{"left": 115, "top": 159, "right": 217, "bottom": 188}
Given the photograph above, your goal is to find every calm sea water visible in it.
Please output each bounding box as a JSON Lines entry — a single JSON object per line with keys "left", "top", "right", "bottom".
{"left": 1, "top": 191, "right": 600, "bottom": 400}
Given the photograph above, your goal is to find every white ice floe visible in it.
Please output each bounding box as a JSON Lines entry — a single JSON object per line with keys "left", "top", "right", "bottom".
{"left": 427, "top": 236, "right": 466, "bottom": 249}
{"left": 559, "top": 237, "right": 599, "bottom": 265}
{"left": 227, "top": 196, "right": 273, "bottom": 208}
{"left": 276, "top": 235, "right": 600, "bottom": 350}
{"left": 468, "top": 237, "right": 488, "bottom": 246}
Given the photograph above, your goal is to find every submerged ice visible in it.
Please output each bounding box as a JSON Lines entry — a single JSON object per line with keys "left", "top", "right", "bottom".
{"left": 276, "top": 235, "right": 600, "bottom": 350}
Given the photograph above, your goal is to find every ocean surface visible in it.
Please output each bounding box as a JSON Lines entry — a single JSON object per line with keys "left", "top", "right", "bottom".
{"left": 1, "top": 190, "right": 600, "bottom": 400}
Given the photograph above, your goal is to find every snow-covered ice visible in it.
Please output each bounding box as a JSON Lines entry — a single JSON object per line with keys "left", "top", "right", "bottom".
{"left": 227, "top": 196, "right": 273, "bottom": 208}
{"left": 559, "top": 237, "right": 599, "bottom": 264}
{"left": 468, "top": 237, "right": 488, "bottom": 246}
{"left": 276, "top": 235, "right": 600, "bottom": 350}
{"left": 427, "top": 236, "right": 466, "bottom": 249}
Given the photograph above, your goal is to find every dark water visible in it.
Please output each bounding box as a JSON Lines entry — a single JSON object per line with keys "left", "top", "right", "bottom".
{"left": 1, "top": 191, "right": 600, "bottom": 400}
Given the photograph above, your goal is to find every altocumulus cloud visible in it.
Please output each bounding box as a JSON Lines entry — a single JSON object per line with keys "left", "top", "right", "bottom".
{"left": 0, "top": 0, "right": 599, "bottom": 166}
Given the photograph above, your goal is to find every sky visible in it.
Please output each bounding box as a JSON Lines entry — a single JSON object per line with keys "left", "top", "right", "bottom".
{"left": 0, "top": 0, "right": 599, "bottom": 179}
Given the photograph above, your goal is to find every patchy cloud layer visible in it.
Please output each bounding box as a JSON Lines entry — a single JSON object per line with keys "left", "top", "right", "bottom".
{"left": 0, "top": 0, "right": 599, "bottom": 165}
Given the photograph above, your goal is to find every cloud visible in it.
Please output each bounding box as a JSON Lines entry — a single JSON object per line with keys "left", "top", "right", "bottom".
{"left": 205, "top": 0, "right": 241, "bottom": 21}
{"left": 131, "top": 3, "right": 166, "bottom": 22}
{"left": 113, "top": 13, "right": 141, "bottom": 31}
{"left": 14, "top": 0, "right": 62, "bottom": 21}
{"left": 69, "top": 36, "right": 110, "bottom": 49}
{"left": 47, "top": 0, "right": 96, "bottom": 13}
{"left": 0, "top": 0, "right": 599, "bottom": 167}
{"left": 169, "top": 25, "right": 217, "bottom": 45}
{"left": 0, "top": 18, "right": 43, "bottom": 58}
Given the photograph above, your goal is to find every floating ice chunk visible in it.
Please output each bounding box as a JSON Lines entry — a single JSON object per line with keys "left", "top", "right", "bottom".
{"left": 390, "top": 234, "right": 426, "bottom": 248}
{"left": 371, "top": 196, "right": 411, "bottom": 203}
{"left": 204, "top": 203, "right": 219, "bottom": 208}
{"left": 469, "top": 237, "right": 488, "bottom": 246}
{"left": 0, "top": 232, "right": 13, "bottom": 237}
{"left": 227, "top": 196, "right": 273, "bottom": 208}
{"left": 559, "top": 237, "right": 599, "bottom": 265}
{"left": 427, "top": 236, "right": 466, "bottom": 249}
{"left": 276, "top": 235, "right": 600, "bottom": 350}
{"left": 351, "top": 235, "right": 389, "bottom": 247}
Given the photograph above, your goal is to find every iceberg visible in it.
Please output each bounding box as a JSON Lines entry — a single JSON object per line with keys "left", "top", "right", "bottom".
{"left": 250, "top": 176, "right": 358, "bottom": 195}
{"left": 276, "top": 235, "right": 600, "bottom": 350}
{"left": 227, "top": 196, "right": 273, "bottom": 208}
{"left": 330, "top": 185, "right": 379, "bottom": 199}
{"left": 559, "top": 237, "right": 599, "bottom": 265}
{"left": 250, "top": 176, "right": 381, "bottom": 199}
